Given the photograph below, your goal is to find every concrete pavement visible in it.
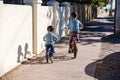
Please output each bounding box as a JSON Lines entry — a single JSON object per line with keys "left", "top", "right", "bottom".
{"left": 1, "top": 13, "right": 114, "bottom": 80}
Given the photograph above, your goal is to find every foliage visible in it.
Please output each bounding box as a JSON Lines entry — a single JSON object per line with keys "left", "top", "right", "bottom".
{"left": 61, "top": 0, "right": 111, "bottom": 7}
{"left": 4, "top": 0, "right": 13, "bottom": 3}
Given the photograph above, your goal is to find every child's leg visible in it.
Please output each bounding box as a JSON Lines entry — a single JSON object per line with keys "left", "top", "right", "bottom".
{"left": 49, "top": 45, "right": 55, "bottom": 57}
{"left": 49, "top": 45, "right": 55, "bottom": 63}
{"left": 76, "top": 33, "right": 80, "bottom": 42}
{"left": 68, "top": 33, "right": 73, "bottom": 53}
{"left": 45, "top": 45, "right": 50, "bottom": 63}
{"left": 76, "top": 34, "right": 79, "bottom": 40}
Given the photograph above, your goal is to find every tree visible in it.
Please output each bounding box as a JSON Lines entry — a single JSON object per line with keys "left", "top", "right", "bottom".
{"left": 60, "top": 0, "right": 112, "bottom": 7}
{"left": 104, "top": 0, "right": 111, "bottom": 5}
{"left": 4, "top": 0, "right": 13, "bottom": 3}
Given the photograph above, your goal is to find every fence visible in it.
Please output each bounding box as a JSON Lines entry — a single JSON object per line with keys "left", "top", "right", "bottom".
{"left": 70, "top": 3, "right": 97, "bottom": 25}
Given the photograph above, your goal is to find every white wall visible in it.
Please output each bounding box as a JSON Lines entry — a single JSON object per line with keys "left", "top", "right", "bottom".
{"left": 0, "top": 1, "right": 3, "bottom": 4}
{"left": 37, "top": 5, "right": 70, "bottom": 53}
{"left": 0, "top": 4, "right": 32, "bottom": 77}
{"left": 55, "top": 6, "right": 69, "bottom": 39}
{"left": 37, "top": 5, "right": 54, "bottom": 53}
{"left": 0, "top": 3, "right": 70, "bottom": 77}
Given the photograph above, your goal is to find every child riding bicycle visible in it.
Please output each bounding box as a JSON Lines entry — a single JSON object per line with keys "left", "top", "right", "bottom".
{"left": 65, "top": 11, "right": 83, "bottom": 58}
{"left": 43, "top": 25, "right": 58, "bottom": 63}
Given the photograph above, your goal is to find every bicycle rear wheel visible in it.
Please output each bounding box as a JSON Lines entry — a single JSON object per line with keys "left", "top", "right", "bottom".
{"left": 73, "top": 42, "right": 78, "bottom": 58}
{"left": 73, "top": 48, "right": 77, "bottom": 58}
{"left": 46, "top": 51, "right": 49, "bottom": 63}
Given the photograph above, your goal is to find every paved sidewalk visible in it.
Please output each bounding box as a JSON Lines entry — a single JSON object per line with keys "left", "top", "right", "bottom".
{"left": 2, "top": 13, "right": 114, "bottom": 80}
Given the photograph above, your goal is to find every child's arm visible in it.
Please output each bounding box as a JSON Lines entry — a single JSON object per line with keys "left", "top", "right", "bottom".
{"left": 53, "top": 34, "right": 59, "bottom": 42}
{"left": 79, "top": 21, "right": 84, "bottom": 30}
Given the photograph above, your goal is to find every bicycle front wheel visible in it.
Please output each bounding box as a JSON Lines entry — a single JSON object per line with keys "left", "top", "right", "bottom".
{"left": 73, "top": 48, "right": 77, "bottom": 58}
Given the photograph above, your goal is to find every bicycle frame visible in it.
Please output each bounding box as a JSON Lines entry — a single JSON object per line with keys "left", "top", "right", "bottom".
{"left": 69, "top": 33, "right": 78, "bottom": 58}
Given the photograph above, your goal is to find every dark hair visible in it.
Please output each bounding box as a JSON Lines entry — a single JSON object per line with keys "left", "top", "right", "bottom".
{"left": 71, "top": 11, "right": 78, "bottom": 18}
{"left": 47, "top": 25, "right": 54, "bottom": 32}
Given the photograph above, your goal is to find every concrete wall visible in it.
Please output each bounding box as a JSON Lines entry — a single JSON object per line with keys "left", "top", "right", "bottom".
{"left": 37, "top": 5, "right": 69, "bottom": 53}
{"left": 55, "top": 6, "right": 69, "bottom": 39}
{"left": 0, "top": 4, "right": 32, "bottom": 77}
{"left": 0, "top": 3, "right": 69, "bottom": 77}
{"left": 0, "top": 0, "right": 3, "bottom": 4}
{"left": 37, "top": 5, "right": 54, "bottom": 53}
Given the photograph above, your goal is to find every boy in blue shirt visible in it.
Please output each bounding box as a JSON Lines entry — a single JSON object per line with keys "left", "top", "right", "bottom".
{"left": 43, "top": 25, "right": 58, "bottom": 63}
{"left": 66, "top": 12, "right": 83, "bottom": 53}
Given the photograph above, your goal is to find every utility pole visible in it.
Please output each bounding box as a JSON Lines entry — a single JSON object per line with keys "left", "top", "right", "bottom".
{"left": 114, "top": 0, "right": 117, "bottom": 34}
{"left": 0, "top": 0, "right": 3, "bottom": 4}
{"left": 115, "top": 0, "right": 120, "bottom": 35}
{"left": 25, "top": 0, "right": 41, "bottom": 54}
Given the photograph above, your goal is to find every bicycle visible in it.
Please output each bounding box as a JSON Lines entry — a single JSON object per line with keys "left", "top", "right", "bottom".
{"left": 69, "top": 33, "right": 78, "bottom": 59}
{"left": 43, "top": 25, "right": 58, "bottom": 63}
{"left": 64, "top": 28, "right": 79, "bottom": 58}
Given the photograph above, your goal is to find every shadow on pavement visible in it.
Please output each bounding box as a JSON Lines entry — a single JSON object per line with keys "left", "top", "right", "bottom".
{"left": 79, "top": 15, "right": 114, "bottom": 45}
{"left": 85, "top": 33, "right": 120, "bottom": 80}
{"left": 83, "top": 16, "right": 114, "bottom": 33}
{"left": 102, "top": 34, "right": 120, "bottom": 44}
{"left": 54, "top": 55, "right": 73, "bottom": 61}
{"left": 85, "top": 52, "right": 120, "bottom": 80}
{"left": 80, "top": 38, "right": 102, "bottom": 45}
{"left": 21, "top": 56, "right": 46, "bottom": 64}
{"left": 79, "top": 32, "right": 104, "bottom": 45}
{"left": 83, "top": 26, "right": 113, "bottom": 33}
{"left": 85, "top": 21, "right": 114, "bottom": 26}
{"left": 80, "top": 32, "right": 106, "bottom": 38}
{"left": 21, "top": 54, "right": 73, "bottom": 65}
{"left": 96, "top": 16, "right": 114, "bottom": 19}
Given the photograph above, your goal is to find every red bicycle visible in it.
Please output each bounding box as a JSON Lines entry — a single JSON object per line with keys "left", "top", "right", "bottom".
{"left": 69, "top": 33, "right": 78, "bottom": 58}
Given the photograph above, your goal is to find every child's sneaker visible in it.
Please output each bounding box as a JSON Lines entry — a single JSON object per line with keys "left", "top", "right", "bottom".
{"left": 46, "top": 56, "right": 49, "bottom": 63}
{"left": 68, "top": 50, "right": 71, "bottom": 53}
{"left": 68, "top": 48, "right": 72, "bottom": 53}
{"left": 49, "top": 57, "right": 53, "bottom": 63}
{"left": 46, "top": 60, "right": 49, "bottom": 63}
{"left": 76, "top": 39, "right": 80, "bottom": 43}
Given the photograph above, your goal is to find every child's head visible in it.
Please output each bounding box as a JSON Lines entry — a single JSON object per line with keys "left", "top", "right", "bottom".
{"left": 47, "top": 25, "right": 54, "bottom": 32}
{"left": 71, "top": 11, "right": 78, "bottom": 18}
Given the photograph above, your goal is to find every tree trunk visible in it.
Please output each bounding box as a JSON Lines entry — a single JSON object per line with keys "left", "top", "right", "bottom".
{"left": 109, "top": 0, "right": 113, "bottom": 16}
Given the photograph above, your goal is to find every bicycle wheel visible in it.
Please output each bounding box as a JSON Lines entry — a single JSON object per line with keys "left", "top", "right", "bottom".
{"left": 73, "top": 50, "right": 77, "bottom": 58}
{"left": 46, "top": 51, "right": 49, "bottom": 63}
{"left": 73, "top": 42, "right": 78, "bottom": 58}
